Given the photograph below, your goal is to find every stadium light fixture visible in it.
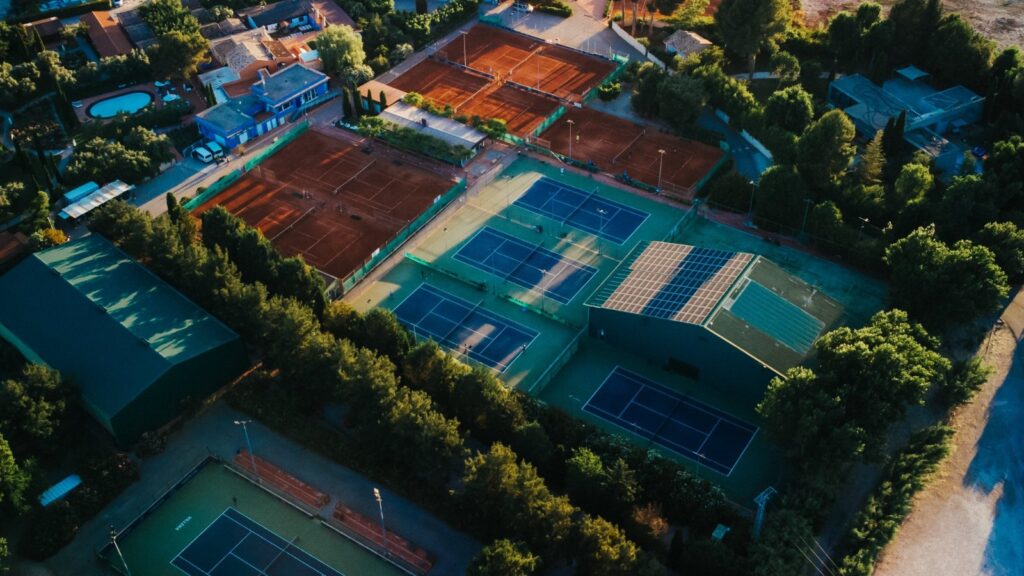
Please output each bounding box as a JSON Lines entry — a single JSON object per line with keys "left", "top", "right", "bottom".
{"left": 373, "top": 488, "right": 390, "bottom": 557}
{"left": 233, "top": 420, "right": 258, "bottom": 480}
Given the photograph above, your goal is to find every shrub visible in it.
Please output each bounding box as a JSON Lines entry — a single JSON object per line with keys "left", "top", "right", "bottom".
{"left": 531, "top": 0, "right": 571, "bottom": 17}
{"left": 597, "top": 81, "right": 622, "bottom": 101}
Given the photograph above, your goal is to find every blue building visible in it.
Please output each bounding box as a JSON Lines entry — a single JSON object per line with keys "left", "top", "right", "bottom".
{"left": 828, "top": 66, "right": 984, "bottom": 174}
{"left": 195, "top": 63, "right": 330, "bottom": 149}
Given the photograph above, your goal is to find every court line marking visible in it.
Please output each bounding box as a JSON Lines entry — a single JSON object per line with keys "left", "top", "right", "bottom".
{"left": 514, "top": 178, "right": 651, "bottom": 245}
{"left": 392, "top": 282, "right": 539, "bottom": 372}
{"left": 454, "top": 227, "right": 597, "bottom": 304}
{"left": 580, "top": 366, "right": 757, "bottom": 476}
{"left": 225, "top": 508, "right": 342, "bottom": 576}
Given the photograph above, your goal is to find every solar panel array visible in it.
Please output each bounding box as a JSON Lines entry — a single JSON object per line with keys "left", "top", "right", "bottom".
{"left": 600, "top": 242, "right": 752, "bottom": 325}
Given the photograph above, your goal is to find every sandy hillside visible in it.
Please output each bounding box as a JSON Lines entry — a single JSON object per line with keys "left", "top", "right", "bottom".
{"left": 800, "top": 0, "right": 1024, "bottom": 48}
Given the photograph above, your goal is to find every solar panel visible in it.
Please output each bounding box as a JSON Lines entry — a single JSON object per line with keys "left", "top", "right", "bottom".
{"left": 600, "top": 242, "right": 752, "bottom": 325}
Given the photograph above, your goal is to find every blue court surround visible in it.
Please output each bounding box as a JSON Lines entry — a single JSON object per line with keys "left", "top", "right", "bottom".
{"left": 583, "top": 367, "right": 758, "bottom": 476}
{"left": 393, "top": 283, "right": 538, "bottom": 372}
{"left": 454, "top": 226, "right": 597, "bottom": 304}
{"left": 513, "top": 177, "right": 648, "bottom": 244}
{"left": 172, "top": 508, "right": 344, "bottom": 576}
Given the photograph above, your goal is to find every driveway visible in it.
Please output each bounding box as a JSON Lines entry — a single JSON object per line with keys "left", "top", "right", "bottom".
{"left": 484, "top": 2, "right": 642, "bottom": 60}
{"left": 131, "top": 157, "right": 211, "bottom": 216}
{"left": 45, "top": 401, "right": 481, "bottom": 576}
{"left": 697, "top": 111, "right": 772, "bottom": 182}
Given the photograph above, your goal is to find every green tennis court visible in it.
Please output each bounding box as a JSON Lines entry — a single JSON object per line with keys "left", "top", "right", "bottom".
{"left": 104, "top": 462, "right": 404, "bottom": 576}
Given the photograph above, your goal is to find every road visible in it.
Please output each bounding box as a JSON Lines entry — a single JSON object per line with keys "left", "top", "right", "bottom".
{"left": 873, "top": 290, "right": 1024, "bottom": 576}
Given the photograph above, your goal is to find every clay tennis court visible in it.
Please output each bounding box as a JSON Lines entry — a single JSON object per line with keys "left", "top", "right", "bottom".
{"left": 434, "top": 24, "right": 617, "bottom": 102}
{"left": 390, "top": 58, "right": 560, "bottom": 137}
{"left": 194, "top": 130, "right": 454, "bottom": 280}
{"left": 539, "top": 107, "right": 724, "bottom": 197}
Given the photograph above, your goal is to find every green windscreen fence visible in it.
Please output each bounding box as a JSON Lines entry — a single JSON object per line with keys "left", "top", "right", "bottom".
{"left": 340, "top": 178, "right": 467, "bottom": 293}
{"left": 183, "top": 169, "right": 242, "bottom": 211}
{"left": 532, "top": 105, "right": 566, "bottom": 137}
{"left": 184, "top": 121, "right": 311, "bottom": 211}
{"left": 243, "top": 120, "right": 310, "bottom": 171}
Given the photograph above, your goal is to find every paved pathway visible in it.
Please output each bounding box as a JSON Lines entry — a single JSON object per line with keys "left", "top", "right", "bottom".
{"left": 484, "top": 2, "right": 642, "bottom": 60}
{"left": 46, "top": 401, "right": 480, "bottom": 576}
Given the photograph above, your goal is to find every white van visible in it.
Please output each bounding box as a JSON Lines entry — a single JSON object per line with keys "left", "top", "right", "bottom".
{"left": 206, "top": 141, "right": 225, "bottom": 159}
{"left": 192, "top": 146, "right": 214, "bottom": 163}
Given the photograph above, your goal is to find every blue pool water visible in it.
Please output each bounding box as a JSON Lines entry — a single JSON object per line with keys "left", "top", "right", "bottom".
{"left": 87, "top": 91, "right": 154, "bottom": 119}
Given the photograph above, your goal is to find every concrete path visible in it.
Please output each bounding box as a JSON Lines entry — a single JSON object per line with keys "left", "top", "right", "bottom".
{"left": 484, "top": 2, "right": 642, "bottom": 60}
{"left": 46, "top": 401, "right": 480, "bottom": 576}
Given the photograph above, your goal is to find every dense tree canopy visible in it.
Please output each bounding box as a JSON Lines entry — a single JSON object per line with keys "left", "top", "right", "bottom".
{"left": 885, "top": 226, "right": 1009, "bottom": 326}
{"left": 797, "top": 109, "right": 857, "bottom": 191}
{"left": 764, "top": 85, "right": 814, "bottom": 134}
{"left": 715, "top": 0, "right": 790, "bottom": 74}
{"left": 317, "top": 25, "right": 374, "bottom": 86}
{"left": 467, "top": 540, "right": 539, "bottom": 576}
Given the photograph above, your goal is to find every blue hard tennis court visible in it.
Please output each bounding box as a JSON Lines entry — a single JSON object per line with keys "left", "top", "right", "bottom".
{"left": 514, "top": 177, "right": 648, "bottom": 244}
{"left": 172, "top": 508, "right": 344, "bottom": 576}
{"left": 583, "top": 367, "right": 758, "bottom": 475}
{"left": 454, "top": 226, "right": 597, "bottom": 304}
{"left": 393, "top": 283, "right": 538, "bottom": 372}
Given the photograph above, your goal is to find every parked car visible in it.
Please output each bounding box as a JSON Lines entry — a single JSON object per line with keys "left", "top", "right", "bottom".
{"left": 205, "top": 141, "right": 225, "bottom": 159}
{"left": 192, "top": 146, "right": 214, "bottom": 163}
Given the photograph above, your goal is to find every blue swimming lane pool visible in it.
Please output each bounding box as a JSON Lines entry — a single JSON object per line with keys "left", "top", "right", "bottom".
{"left": 87, "top": 91, "right": 154, "bottom": 119}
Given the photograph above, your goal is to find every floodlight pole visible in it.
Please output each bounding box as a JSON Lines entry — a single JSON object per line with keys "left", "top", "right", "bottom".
{"left": 799, "top": 198, "right": 813, "bottom": 241}
{"left": 234, "top": 420, "right": 258, "bottom": 479}
{"left": 461, "top": 31, "right": 468, "bottom": 66}
{"left": 110, "top": 526, "right": 132, "bottom": 576}
{"left": 656, "top": 149, "right": 666, "bottom": 191}
{"left": 373, "top": 488, "right": 389, "bottom": 557}
{"left": 566, "top": 119, "right": 575, "bottom": 161}
{"left": 857, "top": 216, "right": 869, "bottom": 241}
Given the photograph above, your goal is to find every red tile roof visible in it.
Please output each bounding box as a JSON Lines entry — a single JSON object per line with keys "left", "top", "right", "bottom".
{"left": 82, "top": 11, "right": 135, "bottom": 58}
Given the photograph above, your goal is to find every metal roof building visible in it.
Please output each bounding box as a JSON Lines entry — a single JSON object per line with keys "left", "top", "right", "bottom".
{"left": 379, "top": 101, "right": 488, "bottom": 150}
{"left": 0, "top": 236, "right": 249, "bottom": 443}
{"left": 587, "top": 241, "right": 843, "bottom": 392}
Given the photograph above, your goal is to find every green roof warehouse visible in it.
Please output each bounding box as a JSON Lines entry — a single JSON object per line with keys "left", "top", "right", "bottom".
{"left": 0, "top": 235, "right": 249, "bottom": 444}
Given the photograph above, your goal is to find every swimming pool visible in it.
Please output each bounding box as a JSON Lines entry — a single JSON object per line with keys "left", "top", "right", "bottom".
{"left": 87, "top": 90, "right": 154, "bottom": 119}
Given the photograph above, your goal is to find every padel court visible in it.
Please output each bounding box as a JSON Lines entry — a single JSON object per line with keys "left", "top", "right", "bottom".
{"left": 454, "top": 226, "right": 597, "bottom": 304}
{"left": 514, "top": 177, "right": 648, "bottom": 244}
{"left": 172, "top": 508, "right": 343, "bottom": 576}
{"left": 583, "top": 366, "right": 757, "bottom": 475}
{"left": 393, "top": 283, "right": 538, "bottom": 372}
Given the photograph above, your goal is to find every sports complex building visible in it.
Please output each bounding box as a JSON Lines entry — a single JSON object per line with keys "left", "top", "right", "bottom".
{"left": 587, "top": 241, "right": 844, "bottom": 395}
{"left": 0, "top": 236, "right": 249, "bottom": 443}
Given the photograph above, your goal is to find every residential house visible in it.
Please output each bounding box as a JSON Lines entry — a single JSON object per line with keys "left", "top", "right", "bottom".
{"left": 210, "top": 28, "right": 297, "bottom": 82}
{"left": 195, "top": 63, "right": 330, "bottom": 149}
{"left": 663, "top": 30, "right": 712, "bottom": 58}
{"left": 81, "top": 11, "right": 135, "bottom": 58}
{"left": 200, "top": 17, "right": 247, "bottom": 41}
{"left": 828, "top": 66, "right": 985, "bottom": 174}
{"left": 21, "top": 17, "right": 64, "bottom": 47}
{"left": 238, "top": 0, "right": 354, "bottom": 35}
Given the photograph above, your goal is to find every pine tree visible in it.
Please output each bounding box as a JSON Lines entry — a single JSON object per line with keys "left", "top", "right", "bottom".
{"left": 860, "top": 131, "right": 885, "bottom": 185}
{"left": 341, "top": 87, "right": 353, "bottom": 119}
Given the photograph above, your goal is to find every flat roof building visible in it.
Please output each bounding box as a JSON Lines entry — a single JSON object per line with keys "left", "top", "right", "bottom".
{"left": 0, "top": 236, "right": 249, "bottom": 443}
{"left": 587, "top": 241, "right": 843, "bottom": 394}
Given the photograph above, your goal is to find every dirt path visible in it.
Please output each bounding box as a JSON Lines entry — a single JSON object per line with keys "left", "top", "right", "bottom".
{"left": 799, "top": 0, "right": 1024, "bottom": 48}
{"left": 873, "top": 289, "right": 1024, "bottom": 576}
